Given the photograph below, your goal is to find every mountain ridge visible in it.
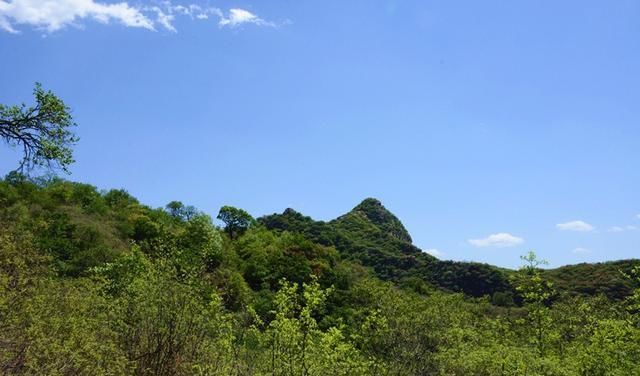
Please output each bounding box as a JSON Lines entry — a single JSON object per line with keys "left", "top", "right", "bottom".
{"left": 259, "top": 197, "right": 639, "bottom": 301}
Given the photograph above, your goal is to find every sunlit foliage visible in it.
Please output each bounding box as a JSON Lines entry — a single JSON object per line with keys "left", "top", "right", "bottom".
{"left": 1, "top": 177, "right": 639, "bottom": 375}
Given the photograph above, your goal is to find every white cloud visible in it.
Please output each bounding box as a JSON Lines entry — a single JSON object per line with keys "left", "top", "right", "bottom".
{"left": 468, "top": 233, "right": 524, "bottom": 248}
{"left": 0, "top": 0, "right": 154, "bottom": 33}
{"left": 0, "top": 1, "right": 276, "bottom": 33}
{"left": 571, "top": 247, "right": 591, "bottom": 254}
{"left": 423, "top": 248, "right": 442, "bottom": 257}
{"left": 0, "top": 15, "right": 17, "bottom": 33}
{"left": 217, "top": 8, "right": 274, "bottom": 28}
{"left": 165, "top": 4, "right": 211, "bottom": 20}
{"left": 556, "top": 220, "right": 595, "bottom": 232}
{"left": 151, "top": 7, "right": 175, "bottom": 32}
{"left": 609, "top": 225, "right": 638, "bottom": 233}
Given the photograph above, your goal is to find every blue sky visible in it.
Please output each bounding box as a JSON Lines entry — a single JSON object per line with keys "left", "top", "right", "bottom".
{"left": 1, "top": 0, "right": 639, "bottom": 268}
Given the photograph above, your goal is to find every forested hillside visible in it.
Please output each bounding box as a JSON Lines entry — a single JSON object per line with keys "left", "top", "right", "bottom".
{"left": 260, "top": 198, "right": 638, "bottom": 302}
{"left": 1, "top": 175, "right": 639, "bottom": 375}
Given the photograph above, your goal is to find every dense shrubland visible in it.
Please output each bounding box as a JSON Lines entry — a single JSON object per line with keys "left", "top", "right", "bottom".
{"left": 1, "top": 176, "right": 639, "bottom": 375}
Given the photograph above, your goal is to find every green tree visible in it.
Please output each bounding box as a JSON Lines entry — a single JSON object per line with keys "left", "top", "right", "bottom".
{"left": 104, "top": 255, "right": 235, "bottom": 375}
{"left": 263, "top": 278, "right": 371, "bottom": 376}
{"left": 1, "top": 83, "right": 78, "bottom": 174}
{"left": 217, "top": 206, "right": 254, "bottom": 239}
{"left": 514, "top": 251, "right": 555, "bottom": 357}
{"left": 624, "top": 265, "right": 640, "bottom": 320}
{"left": 0, "top": 224, "right": 130, "bottom": 374}
{"left": 177, "top": 213, "right": 224, "bottom": 275}
{"left": 578, "top": 319, "right": 640, "bottom": 376}
{"left": 165, "top": 201, "right": 198, "bottom": 221}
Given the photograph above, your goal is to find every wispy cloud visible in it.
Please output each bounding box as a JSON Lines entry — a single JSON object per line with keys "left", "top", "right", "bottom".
{"left": 636, "top": 214, "right": 640, "bottom": 220}
{"left": 571, "top": 247, "right": 591, "bottom": 254}
{"left": 216, "top": 8, "right": 275, "bottom": 28}
{"left": 151, "top": 6, "right": 176, "bottom": 32}
{"left": 556, "top": 220, "right": 595, "bottom": 232}
{"left": 608, "top": 225, "right": 638, "bottom": 233}
{"left": 0, "top": 0, "right": 277, "bottom": 33}
{"left": 468, "top": 233, "right": 524, "bottom": 248}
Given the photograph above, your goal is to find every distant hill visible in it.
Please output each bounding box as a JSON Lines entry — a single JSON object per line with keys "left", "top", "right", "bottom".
{"left": 543, "top": 260, "right": 638, "bottom": 301}
{"left": 260, "top": 198, "right": 639, "bottom": 301}
{"left": 260, "top": 198, "right": 513, "bottom": 298}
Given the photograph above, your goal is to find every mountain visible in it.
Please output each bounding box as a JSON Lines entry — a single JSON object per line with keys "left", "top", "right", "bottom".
{"left": 260, "top": 198, "right": 639, "bottom": 301}
{"left": 260, "top": 198, "right": 514, "bottom": 298}
{"left": 343, "top": 198, "right": 413, "bottom": 243}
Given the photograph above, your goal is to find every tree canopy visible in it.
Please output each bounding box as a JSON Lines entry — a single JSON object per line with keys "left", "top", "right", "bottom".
{"left": 217, "top": 205, "right": 255, "bottom": 239}
{"left": 0, "top": 83, "right": 78, "bottom": 174}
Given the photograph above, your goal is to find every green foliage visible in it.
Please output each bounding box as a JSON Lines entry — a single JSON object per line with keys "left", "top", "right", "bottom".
{"left": 348, "top": 198, "right": 413, "bottom": 242}
{"left": 624, "top": 265, "right": 640, "bottom": 326}
{"left": 577, "top": 319, "right": 640, "bottom": 376}
{"left": 0, "top": 225, "right": 130, "bottom": 375}
{"left": 16, "top": 278, "right": 131, "bottom": 375}
{"left": 543, "top": 259, "right": 639, "bottom": 301}
{"left": 515, "top": 251, "right": 555, "bottom": 305}
{"left": 232, "top": 227, "right": 340, "bottom": 292}
{"left": 2, "top": 179, "right": 639, "bottom": 375}
{"left": 349, "top": 279, "right": 476, "bottom": 375}
{"left": 217, "top": 205, "right": 255, "bottom": 239}
{"left": 112, "top": 259, "right": 235, "bottom": 375}
{"left": 513, "top": 251, "right": 555, "bottom": 356}
{"left": 0, "top": 83, "right": 78, "bottom": 174}
{"left": 260, "top": 199, "right": 514, "bottom": 298}
{"left": 262, "top": 278, "right": 371, "bottom": 375}
{"left": 165, "top": 201, "right": 198, "bottom": 221}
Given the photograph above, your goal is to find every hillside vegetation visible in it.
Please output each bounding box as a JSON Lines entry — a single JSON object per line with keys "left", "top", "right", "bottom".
{"left": 1, "top": 175, "right": 639, "bottom": 375}
{"left": 260, "top": 198, "right": 637, "bottom": 301}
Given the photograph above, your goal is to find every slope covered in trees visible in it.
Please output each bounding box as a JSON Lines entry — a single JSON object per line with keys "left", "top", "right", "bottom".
{"left": 260, "top": 198, "right": 638, "bottom": 301}
{"left": 1, "top": 176, "right": 639, "bottom": 375}
{"left": 542, "top": 260, "right": 638, "bottom": 301}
